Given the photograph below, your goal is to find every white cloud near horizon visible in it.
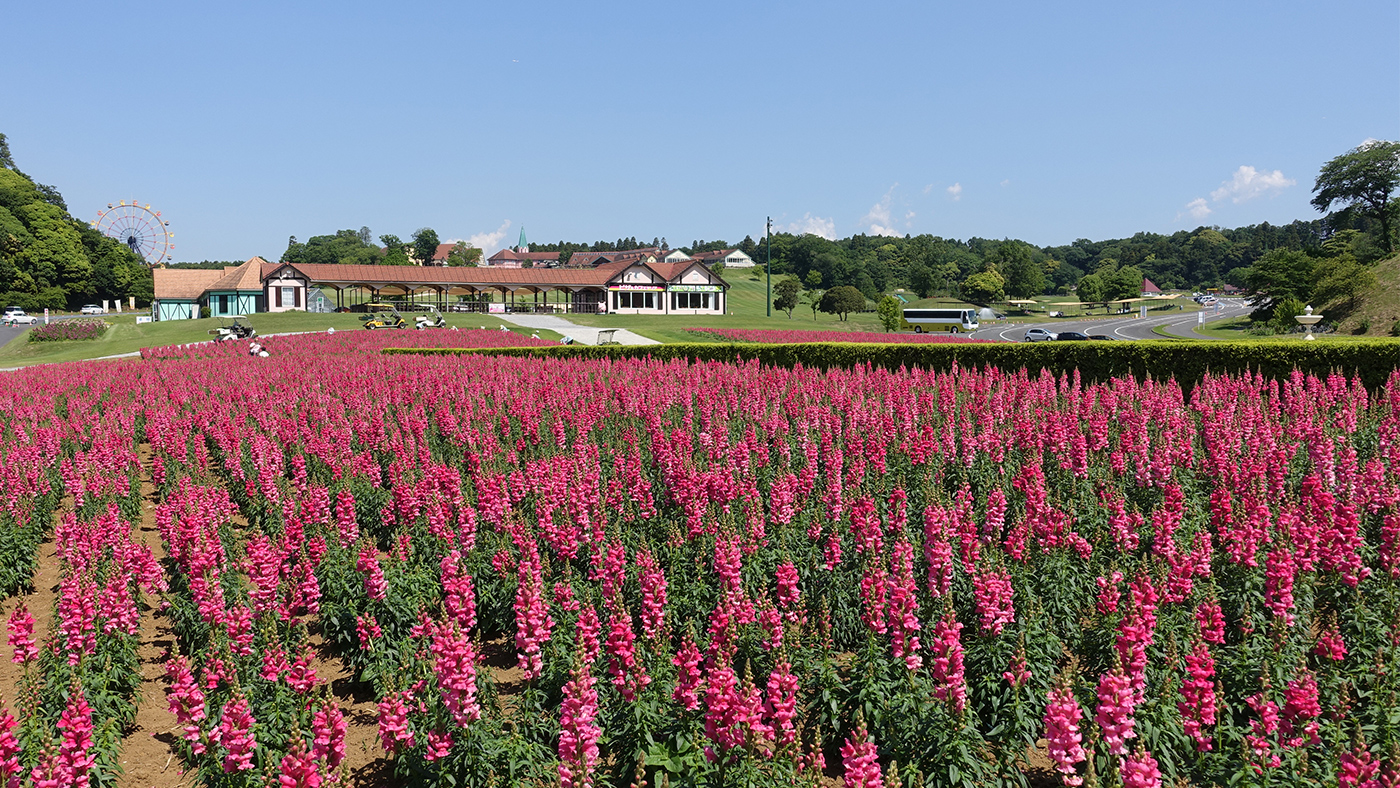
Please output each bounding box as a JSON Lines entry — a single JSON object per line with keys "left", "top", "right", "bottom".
{"left": 782, "top": 213, "right": 836, "bottom": 240}
{"left": 947, "top": 182, "right": 962, "bottom": 201}
{"left": 1209, "top": 165, "right": 1295, "bottom": 204}
{"left": 1178, "top": 197, "right": 1212, "bottom": 221}
{"left": 862, "top": 185, "right": 901, "bottom": 236}
{"left": 462, "top": 220, "right": 513, "bottom": 255}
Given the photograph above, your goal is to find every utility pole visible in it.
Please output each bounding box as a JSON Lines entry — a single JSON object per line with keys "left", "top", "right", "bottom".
{"left": 765, "top": 216, "right": 772, "bottom": 317}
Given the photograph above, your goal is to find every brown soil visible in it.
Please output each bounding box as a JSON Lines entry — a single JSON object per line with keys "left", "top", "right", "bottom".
{"left": 0, "top": 498, "right": 67, "bottom": 714}
{"left": 114, "top": 450, "right": 187, "bottom": 788}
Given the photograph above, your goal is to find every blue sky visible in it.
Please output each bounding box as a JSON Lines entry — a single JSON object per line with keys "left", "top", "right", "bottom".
{"left": 4, "top": 1, "right": 1397, "bottom": 260}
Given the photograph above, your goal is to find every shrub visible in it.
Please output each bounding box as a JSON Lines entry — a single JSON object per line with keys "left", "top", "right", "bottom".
{"left": 1356, "top": 318, "right": 1371, "bottom": 335}
{"left": 27, "top": 318, "right": 108, "bottom": 342}
{"left": 1392, "top": 320, "right": 1400, "bottom": 338}
{"left": 388, "top": 339, "right": 1400, "bottom": 393}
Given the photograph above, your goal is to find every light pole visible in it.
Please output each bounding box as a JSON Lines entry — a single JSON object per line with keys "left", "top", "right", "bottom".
{"left": 765, "top": 216, "right": 772, "bottom": 317}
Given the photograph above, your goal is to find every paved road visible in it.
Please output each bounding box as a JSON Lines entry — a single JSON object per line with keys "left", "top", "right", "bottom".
{"left": 969, "top": 299, "right": 1251, "bottom": 343}
{"left": 494, "top": 314, "right": 660, "bottom": 346}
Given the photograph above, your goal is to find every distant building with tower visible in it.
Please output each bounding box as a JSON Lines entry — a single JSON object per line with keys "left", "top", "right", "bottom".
{"left": 486, "top": 227, "right": 559, "bottom": 267}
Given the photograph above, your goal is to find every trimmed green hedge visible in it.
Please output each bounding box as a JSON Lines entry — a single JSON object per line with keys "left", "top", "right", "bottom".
{"left": 385, "top": 340, "right": 1400, "bottom": 391}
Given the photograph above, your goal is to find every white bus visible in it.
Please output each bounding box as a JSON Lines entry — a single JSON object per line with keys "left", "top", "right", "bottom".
{"left": 900, "top": 308, "right": 980, "bottom": 334}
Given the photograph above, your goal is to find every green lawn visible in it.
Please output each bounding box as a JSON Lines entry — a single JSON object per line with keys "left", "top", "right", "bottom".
{"left": 567, "top": 277, "right": 976, "bottom": 343}
{"left": 1188, "top": 316, "right": 1396, "bottom": 343}
{"left": 0, "top": 311, "right": 550, "bottom": 368}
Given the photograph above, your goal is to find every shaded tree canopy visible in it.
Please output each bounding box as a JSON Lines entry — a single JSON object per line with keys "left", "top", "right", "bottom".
{"left": 1312, "top": 139, "right": 1400, "bottom": 252}
{"left": 0, "top": 139, "right": 150, "bottom": 307}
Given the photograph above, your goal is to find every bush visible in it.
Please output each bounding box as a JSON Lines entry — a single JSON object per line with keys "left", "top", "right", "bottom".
{"left": 388, "top": 339, "right": 1400, "bottom": 393}
{"left": 1356, "top": 318, "right": 1371, "bottom": 335}
{"left": 1392, "top": 320, "right": 1400, "bottom": 338}
{"left": 28, "top": 318, "right": 109, "bottom": 342}
{"left": 199, "top": 305, "right": 211, "bottom": 319}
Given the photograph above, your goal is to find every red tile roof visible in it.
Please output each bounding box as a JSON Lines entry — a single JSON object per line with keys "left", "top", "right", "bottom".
{"left": 154, "top": 268, "right": 225, "bottom": 300}
{"left": 280, "top": 261, "right": 633, "bottom": 288}
{"left": 693, "top": 248, "right": 738, "bottom": 260}
{"left": 208, "top": 257, "right": 267, "bottom": 291}
{"left": 487, "top": 249, "right": 561, "bottom": 263}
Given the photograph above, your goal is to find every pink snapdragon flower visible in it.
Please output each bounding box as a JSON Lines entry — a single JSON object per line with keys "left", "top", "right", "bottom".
{"left": 6, "top": 603, "right": 36, "bottom": 664}
{"left": 218, "top": 694, "right": 257, "bottom": 773}
{"left": 1095, "top": 667, "right": 1137, "bottom": 755}
{"left": 1178, "top": 641, "right": 1217, "bottom": 752}
{"left": 840, "top": 718, "right": 882, "bottom": 788}
{"left": 558, "top": 664, "right": 601, "bottom": 788}
{"left": 1044, "top": 685, "right": 1086, "bottom": 786}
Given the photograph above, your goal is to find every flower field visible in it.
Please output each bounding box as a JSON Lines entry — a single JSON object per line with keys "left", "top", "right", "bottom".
{"left": 0, "top": 332, "right": 1396, "bottom": 787}
{"left": 27, "top": 319, "right": 109, "bottom": 342}
{"left": 683, "top": 328, "right": 989, "bottom": 344}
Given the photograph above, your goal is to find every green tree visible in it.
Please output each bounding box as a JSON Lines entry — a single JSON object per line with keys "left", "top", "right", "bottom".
{"left": 1076, "top": 272, "right": 1105, "bottom": 303}
{"left": 1106, "top": 265, "right": 1144, "bottom": 301}
{"left": 876, "top": 295, "right": 902, "bottom": 332}
{"left": 1311, "top": 253, "right": 1375, "bottom": 312}
{"left": 773, "top": 276, "right": 801, "bottom": 318}
{"left": 17, "top": 202, "right": 89, "bottom": 295}
{"left": 818, "top": 285, "right": 865, "bottom": 321}
{"left": 0, "top": 133, "right": 13, "bottom": 170}
{"left": 412, "top": 227, "right": 441, "bottom": 266}
{"left": 802, "top": 271, "right": 824, "bottom": 321}
{"left": 446, "top": 241, "right": 481, "bottom": 266}
{"left": 380, "top": 234, "right": 410, "bottom": 266}
{"left": 907, "top": 262, "right": 935, "bottom": 298}
{"left": 1312, "top": 140, "right": 1400, "bottom": 251}
{"left": 961, "top": 270, "right": 1005, "bottom": 304}
{"left": 1245, "top": 249, "right": 1316, "bottom": 321}
{"left": 994, "top": 241, "right": 1045, "bottom": 298}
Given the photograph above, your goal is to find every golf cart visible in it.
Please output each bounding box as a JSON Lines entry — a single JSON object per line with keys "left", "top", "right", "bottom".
{"left": 209, "top": 315, "right": 257, "bottom": 342}
{"left": 359, "top": 304, "right": 407, "bottom": 330}
{"left": 415, "top": 307, "right": 447, "bottom": 330}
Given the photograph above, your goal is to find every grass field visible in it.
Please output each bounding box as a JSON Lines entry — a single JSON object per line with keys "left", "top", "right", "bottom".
{"left": 0, "top": 311, "right": 555, "bottom": 368}
{"left": 568, "top": 277, "right": 984, "bottom": 343}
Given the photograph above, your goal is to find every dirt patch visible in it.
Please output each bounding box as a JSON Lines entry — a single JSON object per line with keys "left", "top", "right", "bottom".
{"left": 0, "top": 499, "right": 66, "bottom": 713}
{"left": 115, "top": 448, "right": 187, "bottom": 788}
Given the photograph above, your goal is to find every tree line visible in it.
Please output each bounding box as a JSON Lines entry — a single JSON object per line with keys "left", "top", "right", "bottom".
{"left": 280, "top": 227, "right": 481, "bottom": 267}
{"left": 0, "top": 134, "right": 153, "bottom": 311}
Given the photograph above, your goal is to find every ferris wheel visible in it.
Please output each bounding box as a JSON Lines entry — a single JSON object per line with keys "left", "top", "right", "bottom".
{"left": 92, "top": 200, "right": 174, "bottom": 264}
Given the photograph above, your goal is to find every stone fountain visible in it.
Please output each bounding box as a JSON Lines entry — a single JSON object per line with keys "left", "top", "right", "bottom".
{"left": 1295, "top": 305, "right": 1323, "bottom": 341}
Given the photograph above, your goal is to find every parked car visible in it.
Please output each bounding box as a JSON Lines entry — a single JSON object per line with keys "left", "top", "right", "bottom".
{"left": 1088, "top": 334, "right": 1115, "bottom": 341}
{"left": 1023, "top": 328, "right": 1057, "bottom": 342}
{"left": 2, "top": 307, "right": 23, "bottom": 319}
{"left": 80, "top": 304, "right": 105, "bottom": 315}
{"left": 2, "top": 309, "right": 38, "bottom": 325}
{"left": 1055, "top": 331, "right": 1090, "bottom": 341}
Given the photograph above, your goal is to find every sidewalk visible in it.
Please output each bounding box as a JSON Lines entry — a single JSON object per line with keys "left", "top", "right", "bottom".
{"left": 493, "top": 314, "right": 660, "bottom": 346}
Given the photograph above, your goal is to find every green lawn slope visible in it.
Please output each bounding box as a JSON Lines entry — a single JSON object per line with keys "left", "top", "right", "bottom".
{"left": 0, "top": 311, "right": 548, "bottom": 368}
{"left": 1317, "top": 252, "right": 1400, "bottom": 336}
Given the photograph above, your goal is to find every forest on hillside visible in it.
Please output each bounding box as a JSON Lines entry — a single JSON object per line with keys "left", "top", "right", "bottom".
{"left": 0, "top": 134, "right": 153, "bottom": 311}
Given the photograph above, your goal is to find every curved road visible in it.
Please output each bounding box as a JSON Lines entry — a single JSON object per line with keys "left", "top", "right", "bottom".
{"left": 969, "top": 299, "right": 1250, "bottom": 343}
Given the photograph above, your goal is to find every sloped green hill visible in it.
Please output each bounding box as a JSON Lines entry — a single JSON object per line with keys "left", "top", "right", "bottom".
{"left": 1318, "top": 252, "right": 1400, "bottom": 336}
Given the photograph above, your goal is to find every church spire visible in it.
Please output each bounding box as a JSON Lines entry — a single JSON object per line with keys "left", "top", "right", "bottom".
{"left": 517, "top": 226, "right": 528, "bottom": 253}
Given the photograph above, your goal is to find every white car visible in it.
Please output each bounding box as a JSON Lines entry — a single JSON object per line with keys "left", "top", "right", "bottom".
{"left": 1024, "top": 328, "right": 1057, "bottom": 342}
{"left": 2, "top": 309, "right": 37, "bottom": 325}
{"left": 80, "top": 304, "right": 105, "bottom": 315}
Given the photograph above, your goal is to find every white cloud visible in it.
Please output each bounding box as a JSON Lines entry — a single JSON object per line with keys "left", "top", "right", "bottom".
{"left": 922, "top": 184, "right": 934, "bottom": 195}
{"left": 1209, "top": 165, "right": 1295, "bottom": 204}
{"left": 1178, "top": 197, "right": 1212, "bottom": 221}
{"left": 1000, "top": 179, "right": 1011, "bottom": 187}
{"left": 782, "top": 213, "right": 836, "bottom": 240}
{"left": 947, "top": 182, "right": 962, "bottom": 201}
{"left": 466, "top": 220, "right": 512, "bottom": 255}
{"left": 861, "top": 184, "right": 901, "bottom": 236}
